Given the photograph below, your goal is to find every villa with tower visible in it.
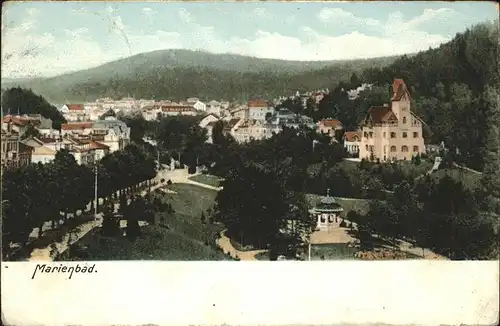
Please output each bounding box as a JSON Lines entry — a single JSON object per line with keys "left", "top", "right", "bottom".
{"left": 358, "top": 79, "right": 426, "bottom": 162}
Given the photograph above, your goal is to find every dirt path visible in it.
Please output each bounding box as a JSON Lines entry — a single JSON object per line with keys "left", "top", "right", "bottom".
{"left": 216, "top": 230, "right": 267, "bottom": 261}
{"left": 28, "top": 168, "right": 177, "bottom": 262}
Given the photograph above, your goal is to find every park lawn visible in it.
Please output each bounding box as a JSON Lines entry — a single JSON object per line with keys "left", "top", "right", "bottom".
{"left": 63, "top": 183, "right": 231, "bottom": 261}
{"left": 306, "top": 193, "right": 371, "bottom": 217}
{"left": 64, "top": 226, "right": 231, "bottom": 261}
{"left": 310, "top": 243, "right": 359, "bottom": 260}
{"left": 188, "top": 174, "right": 223, "bottom": 188}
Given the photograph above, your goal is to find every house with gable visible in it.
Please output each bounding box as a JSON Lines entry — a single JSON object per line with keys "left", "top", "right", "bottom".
{"left": 60, "top": 104, "right": 89, "bottom": 121}
{"left": 358, "top": 79, "right": 426, "bottom": 161}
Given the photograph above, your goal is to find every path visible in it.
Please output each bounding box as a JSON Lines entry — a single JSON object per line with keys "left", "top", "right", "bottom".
{"left": 216, "top": 230, "right": 267, "bottom": 261}
{"left": 28, "top": 167, "right": 181, "bottom": 262}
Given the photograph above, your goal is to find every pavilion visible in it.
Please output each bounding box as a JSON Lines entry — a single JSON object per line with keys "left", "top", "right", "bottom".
{"left": 309, "top": 189, "right": 344, "bottom": 231}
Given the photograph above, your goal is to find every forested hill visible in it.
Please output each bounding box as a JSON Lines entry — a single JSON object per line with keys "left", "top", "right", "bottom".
{"left": 316, "top": 20, "right": 499, "bottom": 171}
{"left": 1, "top": 49, "right": 400, "bottom": 103}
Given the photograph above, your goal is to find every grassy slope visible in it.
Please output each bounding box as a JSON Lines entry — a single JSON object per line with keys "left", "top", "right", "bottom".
{"left": 188, "top": 174, "right": 222, "bottom": 188}
{"left": 65, "top": 183, "right": 230, "bottom": 261}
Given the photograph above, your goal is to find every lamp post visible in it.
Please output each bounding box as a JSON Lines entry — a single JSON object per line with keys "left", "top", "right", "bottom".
{"left": 94, "top": 164, "right": 98, "bottom": 219}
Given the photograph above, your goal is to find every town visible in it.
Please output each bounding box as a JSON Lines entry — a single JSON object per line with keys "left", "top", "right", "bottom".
{"left": 1, "top": 4, "right": 498, "bottom": 264}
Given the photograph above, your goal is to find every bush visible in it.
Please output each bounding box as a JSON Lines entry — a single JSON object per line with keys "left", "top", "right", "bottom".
{"left": 188, "top": 165, "right": 196, "bottom": 174}
{"left": 160, "top": 178, "right": 165, "bottom": 183}
{"left": 167, "top": 179, "right": 173, "bottom": 185}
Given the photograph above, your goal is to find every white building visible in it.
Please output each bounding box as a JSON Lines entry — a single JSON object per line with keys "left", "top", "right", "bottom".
{"left": 91, "top": 116, "right": 131, "bottom": 152}
{"left": 248, "top": 100, "right": 274, "bottom": 121}
{"left": 60, "top": 104, "right": 89, "bottom": 122}
{"left": 343, "top": 131, "right": 361, "bottom": 156}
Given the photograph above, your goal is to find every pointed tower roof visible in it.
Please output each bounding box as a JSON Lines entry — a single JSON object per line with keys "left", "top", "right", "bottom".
{"left": 391, "top": 79, "right": 411, "bottom": 101}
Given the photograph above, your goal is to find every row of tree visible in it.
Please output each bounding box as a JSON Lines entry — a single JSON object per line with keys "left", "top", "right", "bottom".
{"left": 2, "top": 143, "right": 157, "bottom": 259}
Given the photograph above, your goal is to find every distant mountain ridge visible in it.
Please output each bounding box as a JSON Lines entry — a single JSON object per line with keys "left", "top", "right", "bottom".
{"left": 1, "top": 49, "right": 403, "bottom": 103}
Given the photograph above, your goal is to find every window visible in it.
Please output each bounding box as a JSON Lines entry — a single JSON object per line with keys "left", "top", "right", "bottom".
{"left": 402, "top": 145, "right": 409, "bottom": 152}
{"left": 390, "top": 146, "right": 396, "bottom": 152}
{"left": 365, "top": 144, "right": 369, "bottom": 150}
{"left": 383, "top": 146, "right": 387, "bottom": 154}
{"left": 402, "top": 117, "right": 407, "bottom": 124}
{"left": 413, "top": 132, "right": 418, "bottom": 138}
{"left": 413, "top": 146, "right": 419, "bottom": 152}
{"left": 369, "top": 132, "right": 373, "bottom": 138}
{"left": 383, "top": 132, "right": 386, "bottom": 138}
{"left": 402, "top": 132, "right": 408, "bottom": 138}
{"left": 364, "top": 132, "right": 368, "bottom": 138}
{"left": 369, "top": 145, "right": 374, "bottom": 152}
{"left": 390, "top": 132, "right": 396, "bottom": 138}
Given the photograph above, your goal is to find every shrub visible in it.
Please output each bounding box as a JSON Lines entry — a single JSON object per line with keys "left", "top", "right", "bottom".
{"left": 160, "top": 178, "right": 165, "bottom": 183}
{"left": 167, "top": 179, "right": 173, "bottom": 185}
{"left": 188, "top": 165, "right": 196, "bottom": 174}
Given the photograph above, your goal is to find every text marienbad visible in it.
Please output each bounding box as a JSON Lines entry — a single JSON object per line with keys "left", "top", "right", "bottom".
{"left": 31, "top": 264, "right": 96, "bottom": 279}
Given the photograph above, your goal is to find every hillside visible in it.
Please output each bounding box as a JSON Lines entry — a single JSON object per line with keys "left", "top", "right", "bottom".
{"left": 1, "top": 49, "right": 401, "bottom": 103}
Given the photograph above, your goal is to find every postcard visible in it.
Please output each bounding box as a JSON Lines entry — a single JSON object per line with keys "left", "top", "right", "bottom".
{"left": 1, "top": 1, "right": 499, "bottom": 325}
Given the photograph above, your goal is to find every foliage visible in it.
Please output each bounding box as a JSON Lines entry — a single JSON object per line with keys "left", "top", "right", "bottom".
{"left": 1, "top": 87, "right": 66, "bottom": 129}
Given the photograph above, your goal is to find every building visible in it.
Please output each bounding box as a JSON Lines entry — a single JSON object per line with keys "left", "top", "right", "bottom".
{"left": 318, "top": 119, "right": 343, "bottom": 139}
{"left": 30, "top": 145, "right": 57, "bottom": 164}
{"left": 358, "top": 79, "right": 426, "bottom": 161}
{"left": 227, "top": 105, "right": 248, "bottom": 120}
{"left": 1, "top": 125, "right": 27, "bottom": 171}
{"left": 309, "top": 189, "right": 344, "bottom": 231}
{"left": 248, "top": 99, "right": 274, "bottom": 121}
{"left": 158, "top": 104, "right": 198, "bottom": 117}
{"left": 91, "top": 116, "right": 131, "bottom": 152}
{"left": 343, "top": 131, "right": 361, "bottom": 156}
{"left": 2, "top": 115, "right": 36, "bottom": 136}
{"left": 61, "top": 122, "right": 94, "bottom": 137}
{"left": 206, "top": 100, "right": 222, "bottom": 116}
{"left": 60, "top": 104, "right": 89, "bottom": 121}
{"left": 142, "top": 106, "right": 162, "bottom": 121}
{"left": 231, "top": 119, "right": 280, "bottom": 143}
{"left": 198, "top": 114, "right": 220, "bottom": 129}
{"left": 184, "top": 99, "right": 206, "bottom": 112}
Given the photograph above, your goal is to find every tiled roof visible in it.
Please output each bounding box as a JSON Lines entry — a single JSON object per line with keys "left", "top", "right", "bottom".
{"left": 319, "top": 119, "right": 343, "bottom": 128}
{"left": 343, "top": 131, "right": 360, "bottom": 142}
{"left": 365, "top": 106, "right": 398, "bottom": 124}
{"left": 391, "top": 79, "right": 411, "bottom": 101}
{"left": 247, "top": 99, "right": 269, "bottom": 108}
{"left": 61, "top": 122, "right": 93, "bottom": 130}
{"left": 2, "top": 115, "right": 33, "bottom": 126}
{"left": 66, "top": 104, "right": 84, "bottom": 111}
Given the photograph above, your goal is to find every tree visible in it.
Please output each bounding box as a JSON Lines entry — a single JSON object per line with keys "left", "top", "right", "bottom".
{"left": 20, "top": 124, "right": 41, "bottom": 140}
{"left": 1, "top": 87, "right": 66, "bottom": 129}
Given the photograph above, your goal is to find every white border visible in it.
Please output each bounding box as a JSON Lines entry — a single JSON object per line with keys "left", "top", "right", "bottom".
{"left": 2, "top": 261, "right": 499, "bottom": 325}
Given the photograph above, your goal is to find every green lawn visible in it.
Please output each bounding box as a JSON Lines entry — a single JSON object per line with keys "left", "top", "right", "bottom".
{"left": 62, "top": 183, "right": 231, "bottom": 261}
{"left": 188, "top": 174, "right": 223, "bottom": 187}
{"left": 254, "top": 244, "right": 359, "bottom": 260}
{"left": 310, "top": 243, "right": 359, "bottom": 260}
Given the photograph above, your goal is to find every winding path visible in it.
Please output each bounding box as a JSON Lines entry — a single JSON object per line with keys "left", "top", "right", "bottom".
{"left": 216, "top": 230, "right": 268, "bottom": 261}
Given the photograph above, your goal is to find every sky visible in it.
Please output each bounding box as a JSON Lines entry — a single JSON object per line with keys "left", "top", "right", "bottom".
{"left": 2, "top": 1, "right": 498, "bottom": 78}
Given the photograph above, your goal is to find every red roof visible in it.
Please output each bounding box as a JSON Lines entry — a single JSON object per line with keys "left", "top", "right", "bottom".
{"left": 319, "top": 119, "right": 343, "bottom": 128}
{"left": 343, "top": 131, "right": 360, "bottom": 142}
{"left": 391, "top": 79, "right": 411, "bottom": 101}
{"left": 247, "top": 99, "right": 269, "bottom": 108}
{"left": 66, "top": 104, "right": 84, "bottom": 111}
{"left": 2, "top": 115, "right": 33, "bottom": 126}
{"left": 364, "top": 106, "right": 398, "bottom": 124}
{"left": 61, "top": 122, "right": 93, "bottom": 130}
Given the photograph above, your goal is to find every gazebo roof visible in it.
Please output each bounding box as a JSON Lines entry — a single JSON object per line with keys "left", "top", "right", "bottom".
{"left": 310, "top": 189, "right": 344, "bottom": 213}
